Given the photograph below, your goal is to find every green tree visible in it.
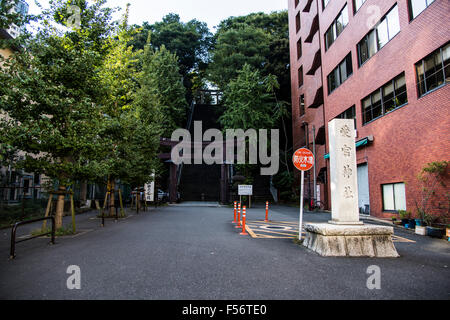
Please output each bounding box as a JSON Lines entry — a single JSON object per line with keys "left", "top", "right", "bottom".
{"left": 208, "top": 25, "right": 270, "bottom": 90}
{"left": 138, "top": 43, "right": 187, "bottom": 137}
{"left": 96, "top": 4, "right": 142, "bottom": 214}
{"left": 220, "top": 64, "right": 280, "bottom": 182}
{"left": 130, "top": 13, "right": 212, "bottom": 102}
{"left": 209, "top": 11, "right": 290, "bottom": 98}
{"left": 96, "top": 6, "right": 166, "bottom": 214}
{"left": 210, "top": 11, "right": 293, "bottom": 201}
{"left": 0, "top": 0, "right": 116, "bottom": 228}
{"left": 220, "top": 64, "right": 278, "bottom": 130}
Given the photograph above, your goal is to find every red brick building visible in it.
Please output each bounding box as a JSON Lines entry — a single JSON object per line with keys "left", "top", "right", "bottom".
{"left": 288, "top": 0, "right": 449, "bottom": 218}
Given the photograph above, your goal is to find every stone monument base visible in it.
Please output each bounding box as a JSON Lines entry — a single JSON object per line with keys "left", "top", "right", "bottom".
{"left": 328, "top": 220, "right": 364, "bottom": 225}
{"left": 302, "top": 223, "right": 399, "bottom": 258}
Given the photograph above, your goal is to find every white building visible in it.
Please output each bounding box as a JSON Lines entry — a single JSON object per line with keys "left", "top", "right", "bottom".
{"left": 0, "top": 0, "right": 29, "bottom": 38}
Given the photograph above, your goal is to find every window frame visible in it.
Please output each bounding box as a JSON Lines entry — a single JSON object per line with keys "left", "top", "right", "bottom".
{"left": 322, "top": 0, "right": 331, "bottom": 11}
{"left": 335, "top": 105, "right": 357, "bottom": 129}
{"left": 327, "top": 53, "right": 353, "bottom": 94}
{"left": 415, "top": 43, "right": 449, "bottom": 98}
{"left": 299, "top": 94, "right": 305, "bottom": 117}
{"left": 353, "top": 0, "right": 368, "bottom": 15}
{"left": 408, "top": 0, "right": 435, "bottom": 21}
{"left": 382, "top": 182, "right": 407, "bottom": 212}
{"left": 357, "top": 4, "right": 400, "bottom": 67}
{"left": 324, "top": 4, "right": 349, "bottom": 51}
{"left": 361, "top": 72, "right": 408, "bottom": 125}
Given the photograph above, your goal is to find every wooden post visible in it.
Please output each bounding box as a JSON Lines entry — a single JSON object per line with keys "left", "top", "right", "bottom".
{"left": 70, "top": 193, "right": 76, "bottom": 234}
{"left": 118, "top": 189, "right": 125, "bottom": 218}
{"left": 102, "top": 192, "right": 109, "bottom": 210}
{"left": 101, "top": 192, "right": 109, "bottom": 227}
{"left": 136, "top": 193, "right": 140, "bottom": 214}
{"left": 42, "top": 193, "right": 53, "bottom": 231}
{"left": 131, "top": 192, "right": 135, "bottom": 209}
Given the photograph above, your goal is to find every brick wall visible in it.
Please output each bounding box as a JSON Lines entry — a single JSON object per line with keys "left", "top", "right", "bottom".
{"left": 289, "top": 0, "right": 450, "bottom": 218}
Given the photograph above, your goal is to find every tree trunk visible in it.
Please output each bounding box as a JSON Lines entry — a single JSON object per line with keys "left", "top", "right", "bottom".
{"left": 55, "top": 185, "right": 66, "bottom": 229}
{"left": 80, "top": 181, "right": 87, "bottom": 203}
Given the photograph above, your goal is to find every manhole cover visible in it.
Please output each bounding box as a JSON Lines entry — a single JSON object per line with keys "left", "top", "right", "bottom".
{"left": 259, "top": 225, "right": 293, "bottom": 231}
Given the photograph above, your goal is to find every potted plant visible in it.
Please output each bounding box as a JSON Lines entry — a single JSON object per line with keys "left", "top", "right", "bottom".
{"left": 414, "top": 161, "right": 449, "bottom": 238}
{"left": 399, "top": 210, "right": 410, "bottom": 227}
{"left": 415, "top": 208, "right": 425, "bottom": 226}
{"left": 409, "top": 215, "right": 416, "bottom": 229}
{"left": 415, "top": 214, "right": 427, "bottom": 235}
{"left": 424, "top": 214, "right": 445, "bottom": 239}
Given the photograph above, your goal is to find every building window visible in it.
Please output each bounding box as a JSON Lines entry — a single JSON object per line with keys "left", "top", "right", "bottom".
{"left": 382, "top": 183, "right": 406, "bottom": 211}
{"left": 322, "top": 0, "right": 331, "bottom": 10}
{"left": 298, "top": 66, "right": 303, "bottom": 87}
{"left": 357, "top": 4, "right": 400, "bottom": 67}
{"left": 297, "top": 38, "right": 302, "bottom": 60}
{"left": 353, "top": 0, "right": 367, "bottom": 14}
{"left": 408, "top": 0, "right": 435, "bottom": 21}
{"left": 336, "top": 105, "right": 357, "bottom": 128}
{"left": 416, "top": 42, "right": 449, "bottom": 97}
{"left": 327, "top": 53, "right": 353, "bottom": 94}
{"left": 299, "top": 94, "right": 305, "bottom": 117}
{"left": 362, "top": 72, "right": 408, "bottom": 125}
{"left": 296, "top": 12, "right": 301, "bottom": 33}
{"left": 325, "top": 4, "right": 349, "bottom": 51}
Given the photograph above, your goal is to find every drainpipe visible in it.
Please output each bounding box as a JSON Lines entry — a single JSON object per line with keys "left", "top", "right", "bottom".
{"left": 302, "top": 121, "right": 311, "bottom": 203}
{"left": 313, "top": 125, "right": 317, "bottom": 203}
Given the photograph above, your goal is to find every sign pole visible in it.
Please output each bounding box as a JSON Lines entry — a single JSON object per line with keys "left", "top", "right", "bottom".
{"left": 299, "top": 170, "right": 304, "bottom": 241}
{"left": 293, "top": 148, "right": 314, "bottom": 242}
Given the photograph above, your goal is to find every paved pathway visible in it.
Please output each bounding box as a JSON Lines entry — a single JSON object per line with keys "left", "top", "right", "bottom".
{"left": 0, "top": 204, "right": 449, "bottom": 299}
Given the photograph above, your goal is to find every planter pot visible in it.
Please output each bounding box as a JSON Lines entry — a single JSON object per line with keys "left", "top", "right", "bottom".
{"left": 446, "top": 228, "right": 450, "bottom": 241}
{"left": 415, "top": 219, "right": 424, "bottom": 226}
{"left": 401, "top": 219, "right": 409, "bottom": 226}
{"left": 426, "top": 227, "right": 445, "bottom": 239}
{"left": 409, "top": 219, "right": 416, "bottom": 229}
{"left": 415, "top": 226, "right": 426, "bottom": 236}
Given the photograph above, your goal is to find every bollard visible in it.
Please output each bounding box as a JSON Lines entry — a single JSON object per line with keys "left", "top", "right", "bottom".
{"left": 265, "top": 201, "right": 269, "bottom": 222}
{"left": 240, "top": 206, "right": 248, "bottom": 235}
{"left": 233, "top": 201, "right": 237, "bottom": 224}
{"left": 235, "top": 202, "right": 242, "bottom": 228}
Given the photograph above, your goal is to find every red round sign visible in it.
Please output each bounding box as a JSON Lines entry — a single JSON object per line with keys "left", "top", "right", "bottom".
{"left": 293, "top": 148, "right": 315, "bottom": 171}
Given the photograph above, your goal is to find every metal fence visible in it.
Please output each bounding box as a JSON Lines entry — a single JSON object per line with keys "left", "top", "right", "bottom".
{"left": 0, "top": 183, "right": 133, "bottom": 228}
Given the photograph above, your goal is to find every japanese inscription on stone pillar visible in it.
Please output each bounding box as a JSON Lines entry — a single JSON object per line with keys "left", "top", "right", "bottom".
{"left": 328, "top": 119, "right": 362, "bottom": 225}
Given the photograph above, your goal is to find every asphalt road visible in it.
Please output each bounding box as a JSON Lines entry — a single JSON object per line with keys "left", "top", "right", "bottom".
{"left": 0, "top": 204, "right": 449, "bottom": 300}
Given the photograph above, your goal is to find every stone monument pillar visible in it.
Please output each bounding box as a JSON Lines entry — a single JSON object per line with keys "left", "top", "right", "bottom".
{"left": 302, "top": 119, "right": 399, "bottom": 258}
{"left": 328, "top": 119, "right": 363, "bottom": 225}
